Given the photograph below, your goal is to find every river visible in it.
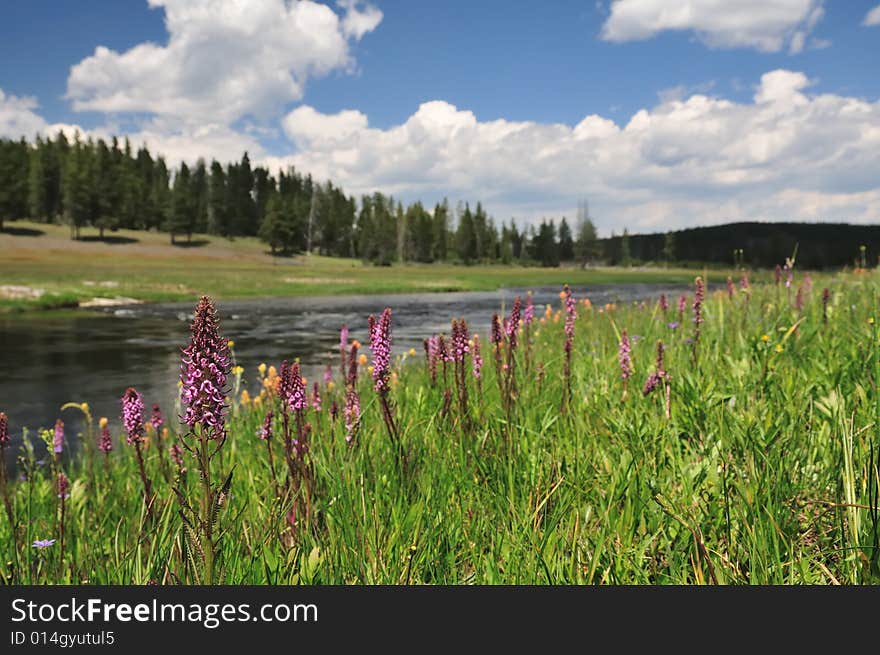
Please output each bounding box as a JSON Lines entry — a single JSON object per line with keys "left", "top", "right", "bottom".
{"left": 0, "top": 283, "right": 686, "bottom": 456}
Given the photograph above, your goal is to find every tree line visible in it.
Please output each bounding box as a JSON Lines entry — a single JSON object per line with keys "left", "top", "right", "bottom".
{"left": 0, "top": 133, "right": 602, "bottom": 266}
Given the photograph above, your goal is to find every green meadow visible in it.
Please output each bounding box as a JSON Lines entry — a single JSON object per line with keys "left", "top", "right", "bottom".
{"left": 1, "top": 268, "right": 878, "bottom": 585}
{"left": 1, "top": 221, "right": 725, "bottom": 313}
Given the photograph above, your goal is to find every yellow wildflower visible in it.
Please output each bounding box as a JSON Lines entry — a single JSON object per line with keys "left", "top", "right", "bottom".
{"left": 227, "top": 340, "right": 235, "bottom": 349}
{"left": 99, "top": 417, "right": 108, "bottom": 429}
{"left": 358, "top": 353, "right": 368, "bottom": 366}
{"left": 258, "top": 362, "right": 267, "bottom": 377}
{"left": 408, "top": 348, "right": 417, "bottom": 356}
{"left": 775, "top": 344, "right": 784, "bottom": 353}
{"left": 240, "top": 389, "right": 251, "bottom": 406}
{"left": 761, "top": 334, "right": 770, "bottom": 342}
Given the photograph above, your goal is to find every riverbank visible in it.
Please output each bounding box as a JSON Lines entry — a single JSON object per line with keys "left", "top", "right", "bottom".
{"left": 1, "top": 221, "right": 733, "bottom": 314}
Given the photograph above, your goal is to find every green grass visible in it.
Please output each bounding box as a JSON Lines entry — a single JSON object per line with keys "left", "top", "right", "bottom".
{"left": 1, "top": 220, "right": 728, "bottom": 313}
{"left": 1, "top": 270, "right": 879, "bottom": 585}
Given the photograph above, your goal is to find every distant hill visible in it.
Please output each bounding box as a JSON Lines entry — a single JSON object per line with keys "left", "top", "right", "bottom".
{"left": 600, "top": 222, "right": 880, "bottom": 269}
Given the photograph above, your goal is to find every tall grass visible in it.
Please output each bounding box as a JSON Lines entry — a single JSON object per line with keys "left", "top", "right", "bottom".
{"left": 1, "top": 269, "right": 879, "bottom": 584}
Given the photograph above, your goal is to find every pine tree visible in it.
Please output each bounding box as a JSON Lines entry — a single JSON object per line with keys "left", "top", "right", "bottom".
{"left": 558, "top": 217, "right": 575, "bottom": 261}
{"left": 27, "top": 136, "right": 47, "bottom": 220}
{"left": 620, "top": 228, "right": 632, "bottom": 267}
{"left": 258, "top": 191, "right": 290, "bottom": 255}
{"left": 207, "top": 160, "right": 227, "bottom": 235}
{"left": 61, "top": 134, "right": 91, "bottom": 239}
{"left": 169, "top": 163, "right": 193, "bottom": 244}
{"left": 432, "top": 200, "right": 449, "bottom": 261}
{"left": 456, "top": 203, "right": 477, "bottom": 264}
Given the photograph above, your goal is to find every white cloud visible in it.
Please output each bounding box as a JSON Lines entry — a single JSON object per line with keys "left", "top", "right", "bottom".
{"left": 268, "top": 69, "right": 880, "bottom": 232}
{"left": 0, "top": 90, "right": 48, "bottom": 139}
{"left": 66, "top": 0, "right": 382, "bottom": 124}
{"left": 337, "top": 0, "right": 383, "bottom": 39}
{"left": 863, "top": 4, "right": 880, "bottom": 26}
{"left": 600, "top": 0, "right": 826, "bottom": 53}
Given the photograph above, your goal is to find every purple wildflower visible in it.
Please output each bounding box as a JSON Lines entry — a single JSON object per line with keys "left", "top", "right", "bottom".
{"left": 643, "top": 340, "right": 666, "bottom": 397}
{"left": 563, "top": 284, "right": 576, "bottom": 353}
{"left": 323, "top": 365, "right": 332, "bottom": 386}
{"left": 784, "top": 257, "right": 794, "bottom": 288}
{"left": 0, "top": 412, "right": 8, "bottom": 448}
{"left": 740, "top": 273, "right": 750, "bottom": 290}
{"left": 150, "top": 404, "right": 164, "bottom": 432}
{"left": 283, "top": 361, "right": 307, "bottom": 412}
{"left": 677, "top": 294, "right": 686, "bottom": 323}
{"left": 340, "top": 324, "right": 349, "bottom": 352}
{"left": 452, "top": 318, "right": 470, "bottom": 362}
{"left": 619, "top": 330, "right": 632, "bottom": 381}
{"left": 32, "top": 539, "right": 56, "bottom": 549}
{"left": 491, "top": 313, "right": 503, "bottom": 346}
{"left": 667, "top": 322, "right": 679, "bottom": 329}
{"left": 472, "top": 334, "right": 483, "bottom": 380}
{"left": 693, "top": 277, "right": 704, "bottom": 327}
{"left": 524, "top": 293, "right": 534, "bottom": 327}
{"left": 505, "top": 296, "right": 522, "bottom": 349}
{"left": 368, "top": 308, "right": 393, "bottom": 393}
{"left": 56, "top": 472, "right": 70, "bottom": 499}
{"left": 180, "top": 295, "right": 230, "bottom": 440}
{"left": 329, "top": 401, "right": 339, "bottom": 422}
{"left": 170, "top": 443, "right": 185, "bottom": 472}
{"left": 643, "top": 372, "right": 661, "bottom": 396}
{"left": 98, "top": 424, "right": 112, "bottom": 453}
{"left": 311, "top": 382, "right": 322, "bottom": 412}
{"left": 344, "top": 386, "right": 361, "bottom": 443}
{"left": 53, "top": 419, "right": 64, "bottom": 453}
{"left": 260, "top": 410, "right": 273, "bottom": 441}
{"left": 659, "top": 294, "right": 668, "bottom": 312}
{"left": 121, "top": 387, "right": 145, "bottom": 445}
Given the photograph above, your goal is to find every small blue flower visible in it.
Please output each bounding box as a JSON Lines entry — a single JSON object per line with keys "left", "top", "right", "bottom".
{"left": 32, "top": 539, "right": 56, "bottom": 549}
{"left": 667, "top": 322, "right": 679, "bottom": 329}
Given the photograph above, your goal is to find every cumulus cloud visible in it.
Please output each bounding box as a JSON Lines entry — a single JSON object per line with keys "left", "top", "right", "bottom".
{"left": 272, "top": 69, "right": 880, "bottom": 231}
{"left": 66, "top": 0, "right": 382, "bottom": 124}
{"left": 864, "top": 4, "right": 880, "bottom": 26}
{"left": 0, "top": 89, "right": 89, "bottom": 143}
{"left": 600, "top": 0, "right": 826, "bottom": 53}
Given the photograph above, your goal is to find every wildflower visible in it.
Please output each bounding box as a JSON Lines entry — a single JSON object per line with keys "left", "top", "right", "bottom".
{"left": 32, "top": 539, "right": 56, "bottom": 549}
{"left": 169, "top": 443, "right": 185, "bottom": 472}
{"left": 491, "top": 313, "right": 503, "bottom": 346}
{"left": 311, "top": 382, "right": 322, "bottom": 412}
{"left": 150, "top": 404, "right": 164, "bottom": 432}
{"left": 667, "top": 322, "right": 679, "bottom": 330}
{"left": 98, "top": 417, "right": 108, "bottom": 429}
{"left": 358, "top": 353, "right": 368, "bottom": 366}
{"left": 505, "top": 297, "right": 522, "bottom": 349}
{"left": 344, "top": 386, "right": 361, "bottom": 443}
{"left": 340, "top": 324, "right": 349, "bottom": 352}
{"left": 260, "top": 411, "right": 273, "bottom": 441}
{"left": 324, "top": 365, "right": 332, "bottom": 385}
{"left": 240, "top": 389, "right": 251, "bottom": 405}
{"left": 56, "top": 472, "right": 70, "bottom": 499}
{"left": 677, "top": 294, "right": 686, "bottom": 323}
{"left": 329, "top": 401, "right": 339, "bottom": 421}
{"left": 659, "top": 294, "right": 668, "bottom": 312}
{"left": 368, "top": 308, "right": 393, "bottom": 393}
{"left": 784, "top": 257, "right": 794, "bottom": 288}
{"left": 258, "top": 362, "right": 267, "bottom": 378}
{"left": 180, "top": 295, "right": 230, "bottom": 440}
{"left": 472, "top": 334, "right": 483, "bottom": 380}
{"left": 408, "top": 347, "right": 417, "bottom": 356}
{"left": 740, "top": 273, "right": 750, "bottom": 290}
{"left": 282, "top": 361, "right": 307, "bottom": 413}
{"left": 121, "top": 387, "right": 145, "bottom": 445}
{"left": 0, "top": 412, "right": 8, "bottom": 449}
{"left": 643, "top": 341, "right": 666, "bottom": 397}
{"left": 775, "top": 344, "right": 784, "bottom": 353}
{"left": 524, "top": 292, "right": 534, "bottom": 327}
{"left": 53, "top": 419, "right": 64, "bottom": 453}
{"left": 619, "top": 330, "right": 632, "bottom": 381}
{"left": 452, "top": 318, "right": 470, "bottom": 362}
{"left": 761, "top": 334, "right": 770, "bottom": 342}
{"left": 563, "top": 285, "right": 576, "bottom": 353}
{"left": 227, "top": 340, "right": 235, "bottom": 349}
{"left": 693, "top": 277, "right": 704, "bottom": 327}
{"left": 98, "top": 423, "right": 113, "bottom": 453}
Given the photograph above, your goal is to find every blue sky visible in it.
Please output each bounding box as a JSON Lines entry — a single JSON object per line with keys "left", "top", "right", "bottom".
{"left": 1, "top": 0, "right": 879, "bottom": 233}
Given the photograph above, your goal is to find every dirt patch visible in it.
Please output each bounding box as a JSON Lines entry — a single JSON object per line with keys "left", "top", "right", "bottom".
{"left": 79, "top": 297, "right": 143, "bottom": 308}
{"left": 282, "top": 277, "right": 356, "bottom": 285}
{"left": 0, "top": 285, "right": 44, "bottom": 299}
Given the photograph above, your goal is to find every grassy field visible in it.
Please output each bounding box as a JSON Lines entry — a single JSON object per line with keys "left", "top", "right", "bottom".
{"left": 1, "top": 267, "right": 878, "bottom": 584}
{"left": 1, "top": 220, "right": 730, "bottom": 313}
